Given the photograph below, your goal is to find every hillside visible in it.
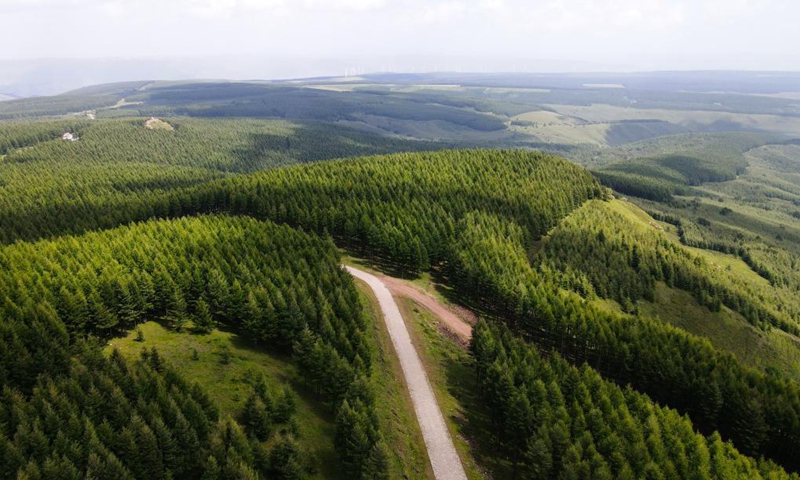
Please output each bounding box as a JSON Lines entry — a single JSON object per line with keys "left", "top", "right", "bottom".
{"left": 4, "top": 75, "right": 800, "bottom": 479}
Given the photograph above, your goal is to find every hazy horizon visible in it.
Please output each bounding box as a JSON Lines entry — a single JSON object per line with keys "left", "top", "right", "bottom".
{"left": 4, "top": 0, "right": 799, "bottom": 68}
{"left": 3, "top": 0, "right": 800, "bottom": 97}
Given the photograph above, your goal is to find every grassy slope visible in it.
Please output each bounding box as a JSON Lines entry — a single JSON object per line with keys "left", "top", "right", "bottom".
{"left": 605, "top": 200, "right": 800, "bottom": 379}
{"left": 638, "top": 283, "right": 800, "bottom": 378}
{"left": 107, "top": 321, "right": 342, "bottom": 480}
{"left": 107, "top": 279, "right": 438, "bottom": 480}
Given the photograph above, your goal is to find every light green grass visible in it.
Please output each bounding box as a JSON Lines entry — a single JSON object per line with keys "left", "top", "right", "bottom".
{"left": 107, "top": 321, "right": 342, "bottom": 480}
{"left": 546, "top": 103, "right": 800, "bottom": 136}
{"left": 509, "top": 110, "right": 610, "bottom": 146}
{"left": 639, "top": 284, "right": 800, "bottom": 380}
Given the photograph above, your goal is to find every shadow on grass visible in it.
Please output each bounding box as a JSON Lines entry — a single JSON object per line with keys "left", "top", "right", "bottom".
{"left": 439, "top": 348, "right": 511, "bottom": 480}
{"left": 225, "top": 328, "right": 347, "bottom": 480}
{"left": 226, "top": 330, "right": 336, "bottom": 413}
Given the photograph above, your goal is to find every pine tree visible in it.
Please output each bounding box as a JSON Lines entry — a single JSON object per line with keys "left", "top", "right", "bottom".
{"left": 242, "top": 393, "right": 272, "bottom": 441}
{"left": 268, "top": 434, "right": 304, "bottom": 480}
{"left": 194, "top": 299, "right": 215, "bottom": 334}
{"left": 360, "top": 439, "right": 390, "bottom": 480}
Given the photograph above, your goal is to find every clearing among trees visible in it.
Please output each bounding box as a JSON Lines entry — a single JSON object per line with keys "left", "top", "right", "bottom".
{"left": 145, "top": 116, "right": 174, "bottom": 131}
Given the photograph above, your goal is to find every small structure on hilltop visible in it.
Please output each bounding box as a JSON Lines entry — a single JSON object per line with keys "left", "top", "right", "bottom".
{"left": 61, "top": 132, "right": 79, "bottom": 142}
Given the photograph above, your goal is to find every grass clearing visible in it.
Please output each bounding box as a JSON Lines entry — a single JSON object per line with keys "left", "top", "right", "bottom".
{"left": 144, "top": 117, "right": 174, "bottom": 131}
{"left": 639, "top": 284, "right": 800, "bottom": 380}
{"left": 512, "top": 110, "right": 584, "bottom": 125}
{"left": 527, "top": 123, "right": 610, "bottom": 146}
{"left": 107, "top": 321, "right": 342, "bottom": 480}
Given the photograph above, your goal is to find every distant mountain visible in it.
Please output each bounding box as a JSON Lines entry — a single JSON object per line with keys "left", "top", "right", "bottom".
{"left": 0, "top": 55, "right": 620, "bottom": 98}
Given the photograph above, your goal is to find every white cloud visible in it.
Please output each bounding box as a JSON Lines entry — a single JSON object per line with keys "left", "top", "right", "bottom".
{"left": 421, "top": 1, "right": 465, "bottom": 24}
{"left": 302, "top": 0, "right": 386, "bottom": 10}
{"left": 0, "top": 0, "right": 797, "bottom": 70}
{"left": 478, "top": 0, "right": 505, "bottom": 10}
{"left": 512, "top": 0, "right": 686, "bottom": 33}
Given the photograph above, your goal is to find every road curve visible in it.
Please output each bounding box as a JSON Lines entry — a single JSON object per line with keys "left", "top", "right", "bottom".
{"left": 346, "top": 266, "right": 469, "bottom": 480}
{"left": 378, "top": 274, "right": 474, "bottom": 343}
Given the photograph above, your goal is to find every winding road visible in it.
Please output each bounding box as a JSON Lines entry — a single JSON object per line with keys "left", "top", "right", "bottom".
{"left": 345, "top": 266, "right": 469, "bottom": 480}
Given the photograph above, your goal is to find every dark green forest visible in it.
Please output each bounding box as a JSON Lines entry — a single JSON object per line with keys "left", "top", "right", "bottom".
{"left": 0, "top": 117, "right": 443, "bottom": 244}
{"left": 470, "top": 320, "right": 791, "bottom": 480}
{"left": 157, "top": 149, "right": 800, "bottom": 473}
{"left": 594, "top": 133, "right": 762, "bottom": 202}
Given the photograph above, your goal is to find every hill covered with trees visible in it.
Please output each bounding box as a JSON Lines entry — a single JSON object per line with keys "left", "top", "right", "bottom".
{"left": 0, "top": 216, "right": 387, "bottom": 479}
{"left": 3, "top": 95, "right": 800, "bottom": 479}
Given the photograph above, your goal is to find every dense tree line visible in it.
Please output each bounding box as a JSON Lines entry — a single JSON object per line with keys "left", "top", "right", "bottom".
{"left": 594, "top": 136, "right": 755, "bottom": 201}
{"left": 1, "top": 117, "right": 441, "bottom": 174}
{"left": 184, "top": 149, "right": 605, "bottom": 275}
{"left": 470, "top": 320, "right": 797, "bottom": 480}
{"left": 0, "top": 120, "right": 91, "bottom": 154}
{"left": 0, "top": 117, "right": 443, "bottom": 244}
{"left": 0, "top": 215, "right": 386, "bottom": 478}
{"left": 0, "top": 338, "right": 266, "bottom": 480}
{"left": 0, "top": 95, "right": 121, "bottom": 120}
{"left": 0, "top": 82, "right": 153, "bottom": 120}
{"left": 126, "top": 83, "right": 508, "bottom": 132}
{"left": 645, "top": 206, "right": 800, "bottom": 327}
{"left": 593, "top": 170, "right": 678, "bottom": 202}
{"left": 444, "top": 208, "right": 800, "bottom": 471}
{"left": 649, "top": 210, "right": 779, "bottom": 284}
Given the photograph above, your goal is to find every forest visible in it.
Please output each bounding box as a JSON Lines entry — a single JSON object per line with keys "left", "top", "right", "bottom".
{"left": 3, "top": 80, "right": 800, "bottom": 480}
{"left": 155, "top": 149, "right": 800, "bottom": 472}
{"left": 1, "top": 216, "right": 387, "bottom": 479}
{"left": 594, "top": 133, "right": 761, "bottom": 202}
{"left": 0, "top": 117, "right": 442, "bottom": 244}
{"left": 470, "top": 320, "right": 792, "bottom": 480}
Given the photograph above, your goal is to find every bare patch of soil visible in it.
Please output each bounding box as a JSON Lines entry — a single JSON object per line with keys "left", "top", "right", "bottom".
{"left": 145, "top": 117, "right": 174, "bottom": 131}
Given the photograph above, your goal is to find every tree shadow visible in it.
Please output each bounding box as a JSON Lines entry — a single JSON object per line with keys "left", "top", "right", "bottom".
{"left": 439, "top": 344, "right": 511, "bottom": 479}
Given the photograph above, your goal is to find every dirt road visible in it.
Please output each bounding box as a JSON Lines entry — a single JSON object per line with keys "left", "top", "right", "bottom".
{"left": 346, "top": 266, "right": 468, "bottom": 480}
{"left": 378, "top": 275, "right": 475, "bottom": 342}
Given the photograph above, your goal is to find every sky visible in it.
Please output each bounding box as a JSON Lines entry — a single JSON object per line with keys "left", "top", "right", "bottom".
{"left": 1, "top": 0, "right": 799, "bottom": 72}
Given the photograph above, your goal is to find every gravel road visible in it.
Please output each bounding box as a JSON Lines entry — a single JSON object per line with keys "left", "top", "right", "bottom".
{"left": 346, "top": 266, "right": 469, "bottom": 480}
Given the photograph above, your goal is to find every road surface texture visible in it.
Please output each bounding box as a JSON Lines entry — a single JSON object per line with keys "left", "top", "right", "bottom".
{"left": 345, "top": 266, "right": 469, "bottom": 480}
{"left": 379, "top": 274, "right": 475, "bottom": 343}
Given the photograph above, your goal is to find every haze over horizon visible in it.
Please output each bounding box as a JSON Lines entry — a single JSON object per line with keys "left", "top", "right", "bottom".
{"left": 2, "top": 0, "right": 799, "bottom": 96}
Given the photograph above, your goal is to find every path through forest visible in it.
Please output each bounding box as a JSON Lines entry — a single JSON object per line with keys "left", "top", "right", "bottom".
{"left": 345, "top": 266, "right": 469, "bottom": 480}
{"left": 379, "top": 274, "right": 475, "bottom": 343}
